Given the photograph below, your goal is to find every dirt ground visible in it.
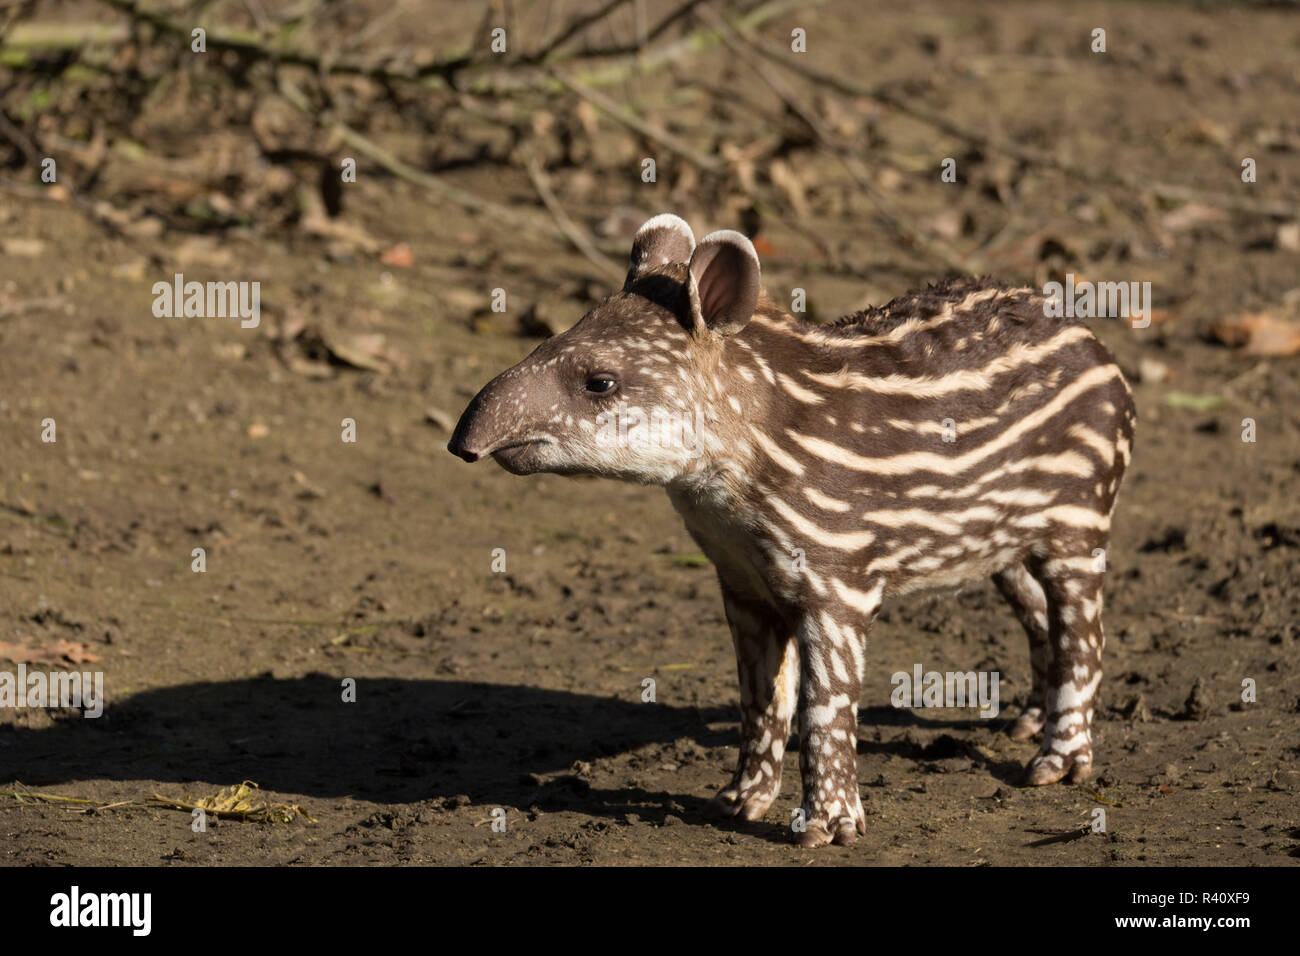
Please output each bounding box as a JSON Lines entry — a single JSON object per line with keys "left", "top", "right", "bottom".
{"left": 1, "top": 0, "right": 1298, "bottom": 866}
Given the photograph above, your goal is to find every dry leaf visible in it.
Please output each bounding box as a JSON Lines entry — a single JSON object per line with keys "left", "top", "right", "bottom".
{"left": 1212, "top": 311, "right": 1300, "bottom": 356}
{"left": 768, "top": 159, "right": 810, "bottom": 219}
{"left": 876, "top": 167, "right": 903, "bottom": 192}
{"left": 299, "top": 200, "right": 379, "bottom": 253}
{"left": 424, "top": 408, "right": 456, "bottom": 431}
{"left": 277, "top": 324, "right": 402, "bottom": 375}
{"left": 284, "top": 356, "right": 333, "bottom": 378}
{"left": 1, "top": 238, "right": 45, "bottom": 257}
{"left": 1138, "top": 358, "right": 1172, "bottom": 384}
{"left": 0, "top": 641, "right": 45, "bottom": 664}
{"left": 1186, "top": 118, "right": 1229, "bottom": 146}
{"left": 719, "top": 142, "right": 757, "bottom": 196}
{"left": 0, "top": 639, "right": 101, "bottom": 664}
{"left": 149, "top": 781, "right": 315, "bottom": 823}
{"left": 1276, "top": 222, "right": 1300, "bottom": 253}
{"left": 322, "top": 331, "right": 400, "bottom": 372}
{"left": 925, "top": 208, "right": 966, "bottom": 241}
{"left": 50, "top": 640, "right": 101, "bottom": 664}
{"left": 518, "top": 299, "right": 577, "bottom": 338}
{"left": 291, "top": 470, "right": 326, "bottom": 500}
{"left": 380, "top": 243, "right": 414, "bottom": 268}
{"left": 174, "top": 236, "right": 235, "bottom": 268}
{"left": 1160, "top": 202, "right": 1226, "bottom": 234}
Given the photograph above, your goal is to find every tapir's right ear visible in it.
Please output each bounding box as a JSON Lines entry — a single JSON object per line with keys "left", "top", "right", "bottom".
{"left": 686, "top": 230, "right": 761, "bottom": 337}
{"left": 625, "top": 213, "right": 696, "bottom": 286}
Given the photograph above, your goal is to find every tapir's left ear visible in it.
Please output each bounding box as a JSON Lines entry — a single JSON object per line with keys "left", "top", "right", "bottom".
{"left": 626, "top": 213, "right": 696, "bottom": 286}
{"left": 687, "top": 230, "right": 761, "bottom": 337}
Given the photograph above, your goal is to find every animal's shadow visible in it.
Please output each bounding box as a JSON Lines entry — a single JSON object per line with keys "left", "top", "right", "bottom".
{"left": 0, "top": 675, "right": 1026, "bottom": 842}
{"left": 857, "top": 705, "right": 1028, "bottom": 786}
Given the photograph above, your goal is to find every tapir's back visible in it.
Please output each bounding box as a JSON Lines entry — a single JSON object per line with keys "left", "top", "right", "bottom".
{"left": 728, "top": 277, "right": 1136, "bottom": 595}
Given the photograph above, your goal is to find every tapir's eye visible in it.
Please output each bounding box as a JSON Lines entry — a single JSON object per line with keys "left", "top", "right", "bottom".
{"left": 586, "top": 375, "right": 618, "bottom": 395}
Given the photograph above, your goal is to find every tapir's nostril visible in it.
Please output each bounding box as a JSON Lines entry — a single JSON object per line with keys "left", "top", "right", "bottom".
{"left": 446, "top": 438, "right": 480, "bottom": 463}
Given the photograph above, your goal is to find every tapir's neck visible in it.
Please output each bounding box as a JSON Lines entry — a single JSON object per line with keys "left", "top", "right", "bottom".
{"left": 670, "top": 299, "right": 906, "bottom": 506}
{"left": 667, "top": 303, "right": 822, "bottom": 502}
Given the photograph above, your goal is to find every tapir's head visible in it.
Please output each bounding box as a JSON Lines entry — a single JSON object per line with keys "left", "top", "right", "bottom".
{"left": 447, "top": 214, "right": 763, "bottom": 484}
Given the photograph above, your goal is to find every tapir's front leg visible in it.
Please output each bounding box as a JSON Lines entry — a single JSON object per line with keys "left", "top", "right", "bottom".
{"left": 711, "top": 588, "right": 799, "bottom": 822}
{"left": 794, "top": 584, "right": 881, "bottom": 847}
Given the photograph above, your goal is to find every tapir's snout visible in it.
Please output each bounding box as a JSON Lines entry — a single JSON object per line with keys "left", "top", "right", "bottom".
{"left": 448, "top": 365, "right": 551, "bottom": 466}
{"left": 447, "top": 387, "right": 493, "bottom": 463}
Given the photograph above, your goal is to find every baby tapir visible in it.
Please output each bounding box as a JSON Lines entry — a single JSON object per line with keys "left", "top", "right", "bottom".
{"left": 449, "top": 213, "right": 1136, "bottom": 847}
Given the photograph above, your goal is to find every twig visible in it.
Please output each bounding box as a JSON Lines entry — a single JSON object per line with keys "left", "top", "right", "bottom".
{"left": 552, "top": 70, "right": 723, "bottom": 172}
{"left": 521, "top": 150, "right": 624, "bottom": 280}
{"left": 640, "top": 0, "right": 708, "bottom": 47}
{"left": 534, "top": 0, "right": 709, "bottom": 62}
{"left": 0, "top": 20, "right": 128, "bottom": 52}
{"left": 0, "top": 108, "right": 40, "bottom": 167}
{"left": 1026, "top": 827, "right": 1092, "bottom": 848}
{"left": 0, "top": 296, "right": 67, "bottom": 320}
{"left": 0, "top": 788, "right": 96, "bottom": 805}
{"left": 74, "top": 799, "right": 136, "bottom": 814}
{"left": 528, "top": 0, "right": 632, "bottom": 63}
{"left": 633, "top": 0, "right": 647, "bottom": 48}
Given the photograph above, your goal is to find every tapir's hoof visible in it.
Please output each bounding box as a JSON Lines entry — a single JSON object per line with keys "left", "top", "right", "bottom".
{"left": 1009, "top": 707, "right": 1046, "bottom": 740}
{"left": 794, "top": 812, "right": 865, "bottom": 847}
{"left": 708, "top": 782, "right": 778, "bottom": 822}
{"left": 1025, "top": 751, "right": 1092, "bottom": 786}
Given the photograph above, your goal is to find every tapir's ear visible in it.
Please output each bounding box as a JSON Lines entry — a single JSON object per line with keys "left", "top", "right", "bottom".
{"left": 626, "top": 213, "right": 696, "bottom": 286}
{"left": 686, "top": 230, "right": 761, "bottom": 336}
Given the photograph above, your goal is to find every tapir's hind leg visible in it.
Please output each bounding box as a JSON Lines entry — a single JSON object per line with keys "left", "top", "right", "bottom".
{"left": 992, "top": 562, "right": 1050, "bottom": 740}
{"left": 1022, "top": 543, "right": 1109, "bottom": 786}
